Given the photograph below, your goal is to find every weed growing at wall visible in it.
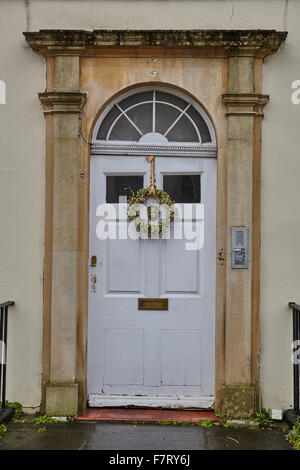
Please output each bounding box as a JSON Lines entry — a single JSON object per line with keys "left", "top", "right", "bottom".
{"left": 0, "top": 424, "right": 7, "bottom": 439}
{"left": 34, "top": 415, "right": 59, "bottom": 433}
{"left": 5, "top": 401, "right": 24, "bottom": 423}
{"left": 287, "top": 418, "right": 300, "bottom": 450}
{"left": 34, "top": 416, "right": 58, "bottom": 424}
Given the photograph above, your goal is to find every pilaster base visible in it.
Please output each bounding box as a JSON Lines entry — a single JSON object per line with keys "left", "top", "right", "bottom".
{"left": 222, "top": 384, "right": 256, "bottom": 418}
{"left": 45, "top": 383, "right": 79, "bottom": 417}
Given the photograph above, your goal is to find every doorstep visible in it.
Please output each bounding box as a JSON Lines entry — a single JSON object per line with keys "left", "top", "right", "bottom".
{"left": 77, "top": 408, "right": 220, "bottom": 423}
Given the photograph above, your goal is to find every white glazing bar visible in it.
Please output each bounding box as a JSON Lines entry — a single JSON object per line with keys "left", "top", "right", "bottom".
{"left": 115, "top": 103, "right": 144, "bottom": 137}
{"left": 152, "top": 90, "right": 156, "bottom": 133}
{"left": 164, "top": 104, "right": 191, "bottom": 138}
{"left": 105, "top": 99, "right": 204, "bottom": 143}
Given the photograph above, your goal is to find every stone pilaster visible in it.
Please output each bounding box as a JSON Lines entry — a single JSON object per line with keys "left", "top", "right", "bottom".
{"left": 39, "top": 51, "right": 86, "bottom": 415}
{"left": 221, "top": 49, "right": 269, "bottom": 418}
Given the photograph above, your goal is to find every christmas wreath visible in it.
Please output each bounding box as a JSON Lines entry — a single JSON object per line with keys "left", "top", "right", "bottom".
{"left": 127, "top": 187, "right": 177, "bottom": 236}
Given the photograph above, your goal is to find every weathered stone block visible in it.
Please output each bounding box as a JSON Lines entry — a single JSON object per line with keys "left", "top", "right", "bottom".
{"left": 46, "top": 383, "right": 78, "bottom": 417}
{"left": 54, "top": 56, "right": 80, "bottom": 91}
{"left": 227, "top": 114, "right": 254, "bottom": 142}
{"left": 222, "top": 384, "right": 255, "bottom": 418}
{"left": 228, "top": 57, "right": 254, "bottom": 94}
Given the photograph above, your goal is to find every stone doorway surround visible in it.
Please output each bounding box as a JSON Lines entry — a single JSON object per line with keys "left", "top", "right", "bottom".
{"left": 24, "top": 29, "right": 287, "bottom": 418}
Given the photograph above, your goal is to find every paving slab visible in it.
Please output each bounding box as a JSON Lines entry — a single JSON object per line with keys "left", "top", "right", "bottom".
{"left": 205, "top": 426, "right": 292, "bottom": 450}
{"left": 0, "top": 421, "right": 292, "bottom": 451}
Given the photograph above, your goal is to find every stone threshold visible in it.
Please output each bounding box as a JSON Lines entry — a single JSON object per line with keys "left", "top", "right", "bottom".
{"left": 77, "top": 408, "right": 220, "bottom": 423}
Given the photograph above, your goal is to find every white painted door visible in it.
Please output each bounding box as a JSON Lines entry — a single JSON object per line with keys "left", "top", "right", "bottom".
{"left": 88, "top": 154, "right": 216, "bottom": 408}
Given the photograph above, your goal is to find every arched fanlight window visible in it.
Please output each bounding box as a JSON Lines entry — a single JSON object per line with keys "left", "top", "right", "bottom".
{"left": 92, "top": 87, "right": 217, "bottom": 157}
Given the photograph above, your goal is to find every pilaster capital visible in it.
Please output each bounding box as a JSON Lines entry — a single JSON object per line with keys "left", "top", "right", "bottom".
{"left": 222, "top": 93, "right": 269, "bottom": 116}
{"left": 47, "top": 46, "right": 86, "bottom": 57}
{"left": 226, "top": 46, "right": 262, "bottom": 58}
{"left": 39, "top": 91, "right": 87, "bottom": 114}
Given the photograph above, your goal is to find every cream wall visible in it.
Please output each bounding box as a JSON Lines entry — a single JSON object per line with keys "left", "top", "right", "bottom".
{"left": 0, "top": 0, "right": 299, "bottom": 412}
{"left": 261, "top": 0, "right": 300, "bottom": 411}
{"left": 0, "top": 0, "right": 45, "bottom": 411}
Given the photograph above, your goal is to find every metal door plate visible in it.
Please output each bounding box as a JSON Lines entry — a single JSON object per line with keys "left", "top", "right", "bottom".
{"left": 138, "top": 298, "right": 168, "bottom": 311}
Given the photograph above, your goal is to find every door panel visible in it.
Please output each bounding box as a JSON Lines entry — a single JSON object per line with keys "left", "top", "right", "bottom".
{"left": 88, "top": 154, "right": 216, "bottom": 407}
{"left": 161, "top": 236, "right": 200, "bottom": 294}
{"left": 161, "top": 330, "right": 202, "bottom": 386}
{"left": 106, "top": 238, "right": 143, "bottom": 293}
{"left": 104, "top": 329, "right": 144, "bottom": 385}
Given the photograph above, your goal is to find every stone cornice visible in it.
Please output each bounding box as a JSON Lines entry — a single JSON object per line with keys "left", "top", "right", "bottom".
{"left": 24, "top": 29, "right": 287, "bottom": 58}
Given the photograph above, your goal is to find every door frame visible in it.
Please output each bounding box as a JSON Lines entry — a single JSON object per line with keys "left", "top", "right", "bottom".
{"left": 24, "top": 29, "right": 287, "bottom": 418}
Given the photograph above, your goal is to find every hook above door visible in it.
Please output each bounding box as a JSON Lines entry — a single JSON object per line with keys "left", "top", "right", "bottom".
{"left": 146, "top": 155, "right": 157, "bottom": 196}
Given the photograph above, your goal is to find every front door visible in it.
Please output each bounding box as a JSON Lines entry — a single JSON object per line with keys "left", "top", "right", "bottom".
{"left": 88, "top": 153, "right": 216, "bottom": 408}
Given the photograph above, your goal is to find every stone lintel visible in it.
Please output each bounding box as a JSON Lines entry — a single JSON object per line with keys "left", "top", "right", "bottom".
{"left": 222, "top": 384, "right": 256, "bottom": 419}
{"left": 24, "top": 29, "right": 287, "bottom": 58}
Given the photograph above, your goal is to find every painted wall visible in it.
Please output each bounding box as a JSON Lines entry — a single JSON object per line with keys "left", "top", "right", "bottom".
{"left": 0, "top": 0, "right": 299, "bottom": 412}
{"left": 260, "top": 1, "right": 300, "bottom": 412}
{"left": 0, "top": 1, "right": 45, "bottom": 411}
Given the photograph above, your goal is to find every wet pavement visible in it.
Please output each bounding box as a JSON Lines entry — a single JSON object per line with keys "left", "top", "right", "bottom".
{"left": 0, "top": 421, "right": 292, "bottom": 450}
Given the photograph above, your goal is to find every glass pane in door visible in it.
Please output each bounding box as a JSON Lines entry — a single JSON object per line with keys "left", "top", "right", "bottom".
{"left": 106, "top": 175, "right": 144, "bottom": 203}
{"left": 163, "top": 174, "right": 201, "bottom": 203}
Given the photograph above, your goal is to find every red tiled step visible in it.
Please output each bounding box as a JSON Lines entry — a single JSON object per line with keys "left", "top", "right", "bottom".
{"left": 77, "top": 408, "right": 220, "bottom": 423}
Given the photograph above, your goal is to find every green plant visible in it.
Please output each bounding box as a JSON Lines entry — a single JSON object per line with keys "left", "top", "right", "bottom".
{"left": 67, "top": 416, "right": 76, "bottom": 423}
{"left": 287, "top": 418, "right": 300, "bottom": 450}
{"left": 159, "top": 421, "right": 187, "bottom": 426}
{"left": 220, "top": 417, "right": 230, "bottom": 428}
{"left": 34, "top": 415, "right": 58, "bottom": 425}
{"left": 0, "top": 424, "right": 7, "bottom": 439}
{"left": 37, "top": 428, "right": 47, "bottom": 433}
{"left": 254, "top": 407, "right": 273, "bottom": 428}
{"left": 196, "top": 420, "right": 213, "bottom": 428}
{"left": 230, "top": 423, "right": 245, "bottom": 429}
{"left": 5, "top": 401, "right": 23, "bottom": 422}
{"left": 158, "top": 421, "right": 197, "bottom": 426}
{"left": 220, "top": 411, "right": 273, "bottom": 429}
{"left": 283, "top": 423, "right": 290, "bottom": 432}
{"left": 157, "top": 420, "right": 214, "bottom": 427}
